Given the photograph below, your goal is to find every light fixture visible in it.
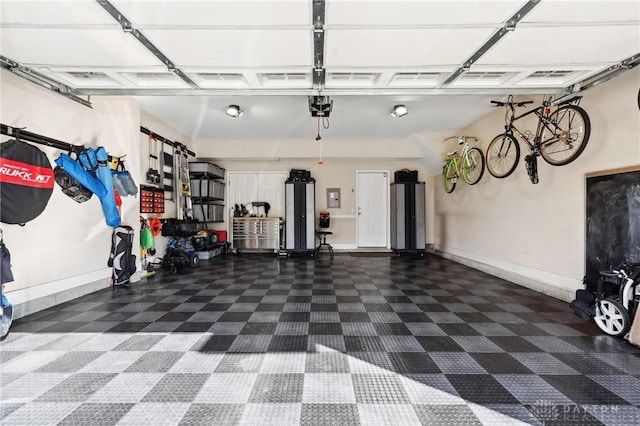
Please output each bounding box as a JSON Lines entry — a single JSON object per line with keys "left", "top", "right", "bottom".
{"left": 226, "top": 104, "right": 243, "bottom": 118}
{"left": 391, "top": 105, "right": 408, "bottom": 118}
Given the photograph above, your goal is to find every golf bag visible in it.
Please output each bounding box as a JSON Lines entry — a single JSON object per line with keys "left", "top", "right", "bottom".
{"left": 108, "top": 225, "right": 136, "bottom": 286}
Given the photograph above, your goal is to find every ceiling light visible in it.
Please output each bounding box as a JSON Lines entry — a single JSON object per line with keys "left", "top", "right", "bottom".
{"left": 391, "top": 105, "right": 408, "bottom": 118}
{"left": 226, "top": 104, "right": 243, "bottom": 118}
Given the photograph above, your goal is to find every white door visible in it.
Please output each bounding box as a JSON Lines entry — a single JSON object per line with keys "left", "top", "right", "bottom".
{"left": 356, "top": 170, "right": 389, "bottom": 248}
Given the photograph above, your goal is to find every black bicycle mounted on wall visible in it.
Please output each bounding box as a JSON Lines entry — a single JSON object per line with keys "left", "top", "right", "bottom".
{"left": 485, "top": 95, "right": 591, "bottom": 184}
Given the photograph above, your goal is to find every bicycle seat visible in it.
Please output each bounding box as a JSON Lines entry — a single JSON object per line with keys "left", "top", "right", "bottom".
{"left": 447, "top": 150, "right": 458, "bottom": 157}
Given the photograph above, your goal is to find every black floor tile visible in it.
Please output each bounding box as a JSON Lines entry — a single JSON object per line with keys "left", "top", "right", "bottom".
{"left": 541, "top": 375, "right": 630, "bottom": 405}
{"left": 416, "top": 336, "right": 465, "bottom": 352}
{"left": 388, "top": 352, "right": 440, "bottom": 373}
{"left": 470, "top": 353, "right": 534, "bottom": 374}
{"left": 446, "top": 374, "right": 520, "bottom": 404}
{"left": 7, "top": 253, "right": 639, "bottom": 426}
{"left": 488, "top": 336, "right": 547, "bottom": 352}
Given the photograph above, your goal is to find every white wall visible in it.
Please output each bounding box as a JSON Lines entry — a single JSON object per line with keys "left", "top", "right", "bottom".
{"left": 1, "top": 70, "right": 142, "bottom": 316}
{"left": 434, "top": 68, "right": 640, "bottom": 301}
{"left": 201, "top": 159, "right": 434, "bottom": 249}
{"left": 1, "top": 72, "right": 196, "bottom": 317}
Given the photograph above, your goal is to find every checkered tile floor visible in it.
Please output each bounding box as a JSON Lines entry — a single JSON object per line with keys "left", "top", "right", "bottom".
{"left": 2, "top": 253, "right": 639, "bottom": 425}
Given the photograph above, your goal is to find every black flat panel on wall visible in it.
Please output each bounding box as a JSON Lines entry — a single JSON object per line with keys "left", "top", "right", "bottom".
{"left": 586, "top": 168, "right": 640, "bottom": 283}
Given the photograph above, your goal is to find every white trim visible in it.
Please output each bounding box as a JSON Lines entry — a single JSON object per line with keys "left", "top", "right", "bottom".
{"left": 330, "top": 214, "right": 356, "bottom": 219}
{"left": 432, "top": 246, "right": 579, "bottom": 302}
{"left": 331, "top": 244, "right": 358, "bottom": 250}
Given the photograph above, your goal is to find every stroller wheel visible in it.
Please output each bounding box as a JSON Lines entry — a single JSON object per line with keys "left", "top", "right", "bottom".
{"left": 189, "top": 254, "right": 200, "bottom": 268}
{"left": 594, "top": 296, "right": 630, "bottom": 336}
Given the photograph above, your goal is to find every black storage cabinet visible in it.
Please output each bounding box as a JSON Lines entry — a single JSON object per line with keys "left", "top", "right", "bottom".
{"left": 391, "top": 182, "right": 426, "bottom": 254}
{"left": 285, "top": 179, "right": 315, "bottom": 253}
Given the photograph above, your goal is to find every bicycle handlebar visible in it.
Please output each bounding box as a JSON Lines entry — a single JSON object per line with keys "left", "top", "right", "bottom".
{"left": 490, "top": 100, "right": 534, "bottom": 107}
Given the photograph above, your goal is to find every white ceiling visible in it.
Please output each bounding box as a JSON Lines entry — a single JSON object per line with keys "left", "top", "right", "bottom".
{"left": 1, "top": 0, "right": 638, "bottom": 145}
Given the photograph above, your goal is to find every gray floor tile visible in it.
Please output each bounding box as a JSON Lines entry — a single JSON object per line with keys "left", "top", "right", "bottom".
{"left": 113, "top": 335, "right": 165, "bottom": 351}
{"left": 429, "top": 353, "right": 487, "bottom": 374}
{"left": 148, "top": 334, "right": 203, "bottom": 352}
{"left": 593, "top": 352, "right": 640, "bottom": 376}
{"left": 238, "top": 403, "right": 301, "bottom": 426}
{"left": 178, "top": 403, "right": 245, "bottom": 426}
{"left": 494, "top": 374, "right": 575, "bottom": 404}
{"left": 259, "top": 353, "right": 307, "bottom": 374}
{"left": 305, "top": 352, "right": 350, "bottom": 373}
{"left": 35, "top": 373, "right": 117, "bottom": 402}
{"left": 398, "top": 374, "right": 464, "bottom": 405}
{"left": 405, "top": 322, "right": 447, "bottom": 336}
{"left": 347, "top": 352, "right": 394, "bottom": 374}
{"left": 124, "top": 352, "right": 182, "bottom": 373}
{"left": 510, "top": 353, "right": 580, "bottom": 375}
{"left": 88, "top": 373, "right": 164, "bottom": 403}
{"left": 300, "top": 403, "right": 360, "bottom": 426}
{"left": 6, "top": 254, "right": 639, "bottom": 426}
{"left": 352, "top": 374, "right": 410, "bottom": 404}
{"left": 70, "top": 334, "right": 133, "bottom": 352}
{"left": 307, "top": 335, "right": 346, "bottom": 352}
{"left": 0, "top": 402, "right": 81, "bottom": 425}
{"left": 341, "top": 322, "right": 378, "bottom": 336}
{"left": 467, "top": 403, "right": 540, "bottom": 426}
{"left": 587, "top": 375, "right": 640, "bottom": 406}
{"left": 358, "top": 404, "right": 421, "bottom": 425}
{"left": 451, "top": 335, "right": 506, "bottom": 353}
{"left": 208, "top": 321, "right": 246, "bottom": 335}
{"left": 194, "top": 373, "right": 258, "bottom": 403}
{"left": 142, "top": 373, "right": 209, "bottom": 402}
{"left": 521, "top": 336, "right": 583, "bottom": 353}
{"left": 78, "top": 351, "right": 145, "bottom": 374}
{"left": 0, "top": 373, "right": 70, "bottom": 403}
{"left": 2, "top": 351, "right": 67, "bottom": 373}
{"left": 35, "top": 351, "right": 104, "bottom": 373}
{"left": 585, "top": 404, "right": 640, "bottom": 426}
{"left": 58, "top": 402, "right": 134, "bottom": 426}
{"left": 468, "top": 323, "right": 517, "bottom": 336}
{"left": 302, "top": 373, "right": 356, "bottom": 403}
{"left": 116, "top": 402, "right": 190, "bottom": 426}
{"left": 0, "top": 403, "right": 24, "bottom": 421}
{"left": 215, "top": 353, "right": 265, "bottom": 373}
{"left": 379, "top": 335, "right": 423, "bottom": 352}
{"left": 274, "top": 322, "right": 309, "bottom": 335}
{"left": 34, "top": 334, "right": 96, "bottom": 351}
{"left": 248, "top": 374, "right": 305, "bottom": 403}
{"left": 310, "top": 312, "right": 340, "bottom": 323}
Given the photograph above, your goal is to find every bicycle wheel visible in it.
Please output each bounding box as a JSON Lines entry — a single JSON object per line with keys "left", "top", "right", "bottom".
{"left": 486, "top": 133, "right": 520, "bottom": 178}
{"left": 462, "top": 147, "right": 485, "bottom": 185}
{"left": 442, "top": 161, "right": 457, "bottom": 193}
{"left": 540, "top": 105, "right": 591, "bottom": 166}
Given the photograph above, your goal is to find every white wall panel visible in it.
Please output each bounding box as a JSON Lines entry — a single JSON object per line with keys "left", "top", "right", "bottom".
{"left": 113, "top": 0, "right": 310, "bottom": 26}
{"left": 478, "top": 25, "right": 640, "bottom": 66}
{"left": 0, "top": 28, "right": 163, "bottom": 67}
{"left": 143, "top": 29, "right": 312, "bottom": 67}
{"left": 326, "top": 28, "right": 494, "bottom": 67}
{"left": 326, "top": 0, "right": 523, "bottom": 26}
